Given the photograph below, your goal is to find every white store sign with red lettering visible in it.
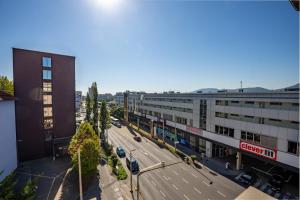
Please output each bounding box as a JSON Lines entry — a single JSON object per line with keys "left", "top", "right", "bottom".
{"left": 240, "top": 141, "right": 277, "bottom": 160}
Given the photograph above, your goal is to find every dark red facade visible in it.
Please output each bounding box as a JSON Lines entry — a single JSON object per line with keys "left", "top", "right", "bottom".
{"left": 13, "top": 48, "right": 76, "bottom": 161}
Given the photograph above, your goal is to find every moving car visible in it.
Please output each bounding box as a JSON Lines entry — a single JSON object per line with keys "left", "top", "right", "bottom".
{"left": 134, "top": 136, "right": 141, "bottom": 142}
{"left": 116, "top": 146, "right": 126, "bottom": 158}
{"left": 126, "top": 156, "right": 139, "bottom": 172}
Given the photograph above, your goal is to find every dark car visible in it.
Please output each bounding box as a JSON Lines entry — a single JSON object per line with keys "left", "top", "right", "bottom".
{"left": 126, "top": 156, "right": 139, "bottom": 172}
{"left": 270, "top": 174, "right": 284, "bottom": 190}
{"left": 134, "top": 136, "right": 141, "bottom": 142}
{"left": 115, "top": 122, "right": 122, "bottom": 128}
{"left": 116, "top": 146, "right": 126, "bottom": 158}
{"left": 238, "top": 172, "right": 256, "bottom": 185}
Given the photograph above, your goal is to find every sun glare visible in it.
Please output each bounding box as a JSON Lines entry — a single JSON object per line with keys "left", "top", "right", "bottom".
{"left": 95, "top": 0, "right": 122, "bottom": 11}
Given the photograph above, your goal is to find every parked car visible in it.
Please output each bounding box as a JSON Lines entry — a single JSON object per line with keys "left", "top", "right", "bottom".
{"left": 126, "top": 156, "right": 139, "bottom": 172}
{"left": 270, "top": 174, "right": 284, "bottom": 190}
{"left": 116, "top": 146, "right": 126, "bottom": 158}
{"left": 134, "top": 136, "right": 141, "bottom": 142}
{"left": 115, "top": 122, "right": 122, "bottom": 128}
{"left": 238, "top": 172, "right": 256, "bottom": 185}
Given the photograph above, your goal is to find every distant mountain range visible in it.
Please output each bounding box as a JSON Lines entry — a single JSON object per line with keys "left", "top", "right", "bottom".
{"left": 193, "top": 84, "right": 299, "bottom": 93}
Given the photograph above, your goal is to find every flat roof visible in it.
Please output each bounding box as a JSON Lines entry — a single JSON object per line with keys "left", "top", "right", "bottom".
{"left": 235, "top": 186, "right": 276, "bottom": 200}
{"left": 13, "top": 47, "right": 76, "bottom": 58}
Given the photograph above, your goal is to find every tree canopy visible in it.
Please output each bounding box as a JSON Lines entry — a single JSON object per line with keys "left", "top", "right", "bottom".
{"left": 68, "top": 122, "right": 100, "bottom": 180}
{"left": 0, "top": 76, "right": 14, "bottom": 96}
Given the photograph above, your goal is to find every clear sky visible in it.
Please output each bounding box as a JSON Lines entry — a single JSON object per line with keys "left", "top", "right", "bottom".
{"left": 0, "top": 0, "right": 299, "bottom": 94}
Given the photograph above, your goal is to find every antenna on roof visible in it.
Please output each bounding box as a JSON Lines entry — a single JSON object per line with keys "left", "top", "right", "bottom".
{"left": 239, "top": 81, "right": 243, "bottom": 93}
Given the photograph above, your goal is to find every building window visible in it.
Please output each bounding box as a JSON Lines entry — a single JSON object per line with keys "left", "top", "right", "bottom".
{"left": 241, "top": 131, "right": 246, "bottom": 140}
{"left": 247, "top": 132, "right": 253, "bottom": 141}
{"left": 43, "top": 70, "right": 52, "bottom": 80}
{"left": 42, "top": 57, "right": 52, "bottom": 67}
{"left": 43, "top": 82, "right": 52, "bottom": 92}
{"left": 43, "top": 95, "right": 52, "bottom": 105}
{"left": 270, "top": 102, "right": 282, "bottom": 106}
{"left": 44, "top": 119, "right": 53, "bottom": 129}
{"left": 44, "top": 107, "right": 53, "bottom": 117}
{"left": 229, "top": 128, "right": 234, "bottom": 137}
{"left": 288, "top": 141, "right": 298, "bottom": 155}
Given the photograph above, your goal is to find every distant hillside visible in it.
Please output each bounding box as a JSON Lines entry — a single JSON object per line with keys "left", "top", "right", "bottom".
{"left": 192, "top": 84, "right": 300, "bottom": 93}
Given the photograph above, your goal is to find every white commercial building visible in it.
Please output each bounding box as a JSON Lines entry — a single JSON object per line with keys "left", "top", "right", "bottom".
{"left": 119, "top": 90, "right": 299, "bottom": 171}
{"left": 0, "top": 92, "right": 17, "bottom": 181}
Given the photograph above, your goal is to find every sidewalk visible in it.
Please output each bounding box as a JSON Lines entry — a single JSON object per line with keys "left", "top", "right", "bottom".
{"left": 99, "top": 159, "right": 133, "bottom": 200}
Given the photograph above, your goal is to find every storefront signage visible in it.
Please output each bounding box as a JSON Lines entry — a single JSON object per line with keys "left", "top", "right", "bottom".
{"left": 186, "top": 126, "right": 202, "bottom": 136}
{"left": 239, "top": 141, "right": 277, "bottom": 160}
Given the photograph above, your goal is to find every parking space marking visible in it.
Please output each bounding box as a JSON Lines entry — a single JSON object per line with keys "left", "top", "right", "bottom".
{"left": 202, "top": 181, "right": 210, "bottom": 186}
{"left": 184, "top": 194, "right": 191, "bottom": 200}
{"left": 151, "top": 180, "right": 156, "bottom": 187}
{"left": 217, "top": 191, "right": 226, "bottom": 198}
{"left": 163, "top": 175, "right": 169, "bottom": 181}
{"left": 172, "top": 170, "right": 179, "bottom": 176}
{"left": 191, "top": 173, "right": 198, "bottom": 178}
{"left": 193, "top": 187, "right": 202, "bottom": 194}
{"left": 182, "top": 178, "right": 189, "bottom": 184}
{"left": 172, "top": 184, "right": 179, "bottom": 190}
{"left": 160, "top": 190, "right": 166, "bottom": 197}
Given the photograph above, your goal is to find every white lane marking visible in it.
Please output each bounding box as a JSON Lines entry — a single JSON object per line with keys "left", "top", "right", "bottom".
{"left": 157, "top": 169, "right": 161, "bottom": 173}
{"left": 180, "top": 165, "right": 187, "bottom": 171}
{"left": 160, "top": 190, "right": 166, "bottom": 197}
{"left": 172, "top": 170, "right": 179, "bottom": 176}
{"left": 191, "top": 173, "right": 198, "bottom": 178}
{"left": 202, "top": 181, "right": 210, "bottom": 186}
{"left": 172, "top": 184, "right": 179, "bottom": 190}
{"left": 184, "top": 194, "right": 191, "bottom": 200}
{"left": 151, "top": 180, "right": 156, "bottom": 187}
{"left": 193, "top": 187, "right": 202, "bottom": 194}
{"left": 144, "top": 152, "right": 148, "bottom": 156}
{"left": 163, "top": 175, "right": 169, "bottom": 181}
{"left": 182, "top": 178, "right": 189, "bottom": 184}
{"left": 217, "top": 191, "right": 226, "bottom": 198}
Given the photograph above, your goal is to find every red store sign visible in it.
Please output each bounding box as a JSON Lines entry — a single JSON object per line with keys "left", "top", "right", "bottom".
{"left": 240, "top": 141, "right": 277, "bottom": 160}
{"left": 186, "top": 126, "right": 203, "bottom": 136}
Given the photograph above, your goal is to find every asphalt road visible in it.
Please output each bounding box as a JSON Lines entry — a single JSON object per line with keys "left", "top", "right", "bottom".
{"left": 108, "top": 125, "right": 244, "bottom": 200}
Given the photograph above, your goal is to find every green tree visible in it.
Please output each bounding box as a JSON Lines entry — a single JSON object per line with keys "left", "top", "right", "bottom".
{"left": 85, "top": 92, "right": 91, "bottom": 123}
{"left": 110, "top": 106, "right": 124, "bottom": 120}
{"left": 0, "top": 76, "right": 14, "bottom": 96}
{"left": 0, "top": 171, "right": 17, "bottom": 200}
{"left": 68, "top": 122, "right": 100, "bottom": 181}
{"left": 91, "top": 83, "right": 99, "bottom": 134}
{"left": 99, "top": 101, "right": 110, "bottom": 139}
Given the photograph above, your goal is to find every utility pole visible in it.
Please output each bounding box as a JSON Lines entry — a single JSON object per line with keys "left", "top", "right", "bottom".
{"left": 129, "top": 149, "right": 136, "bottom": 193}
{"left": 78, "top": 149, "right": 83, "bottom": 200}
{"left": 162, "top": 119, "right": 165, "bottom": 144}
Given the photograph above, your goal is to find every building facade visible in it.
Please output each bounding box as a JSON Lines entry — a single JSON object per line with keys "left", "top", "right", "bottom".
{"left": 118, "top": 91, "right": 299, "bottom": 172}
{"left": 0, "top": 92, "right": 17, "bottom": 181}
{"left": 76, "top": 91, "right": 82, "bottom": 111}
{"left": 13, "top": 48, "right": 76, "bottom": 161}
{"left": 98, "top": 93, "right": 113, "bottom": 101}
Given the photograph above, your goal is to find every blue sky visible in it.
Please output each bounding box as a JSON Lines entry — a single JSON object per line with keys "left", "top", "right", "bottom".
{"left": 0, "top": 0, "right": 299, "bottom": 94}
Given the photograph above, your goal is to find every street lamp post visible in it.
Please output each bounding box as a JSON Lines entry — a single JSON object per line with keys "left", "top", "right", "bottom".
{"left": 129, "top": 149, "right": 136, "bottom": 193}
{"left": 162, "top": 119, "right": 165, "bottom": 144}
{"left": 78, "top": 149, "right": 83, "bottom": 200}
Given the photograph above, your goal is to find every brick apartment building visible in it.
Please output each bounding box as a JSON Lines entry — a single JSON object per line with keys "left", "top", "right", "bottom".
{"left": 13, "top": 48, "right": 76, "bottom": 161}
